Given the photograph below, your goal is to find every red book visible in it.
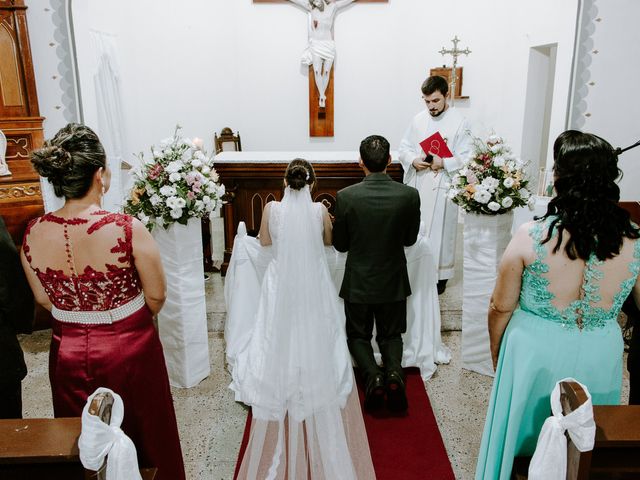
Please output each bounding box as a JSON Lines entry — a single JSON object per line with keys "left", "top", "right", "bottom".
{"left": 420, "top": 131, "right": 453, "bottom": 158}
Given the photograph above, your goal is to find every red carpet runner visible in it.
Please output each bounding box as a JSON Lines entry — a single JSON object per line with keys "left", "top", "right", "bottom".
{"left": 234, "top": 367, "right": 454, "bottom": 479}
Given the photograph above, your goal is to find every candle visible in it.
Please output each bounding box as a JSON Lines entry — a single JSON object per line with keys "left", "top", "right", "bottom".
{"left": 192, "top": 137, "right": 204, "bottom": 150}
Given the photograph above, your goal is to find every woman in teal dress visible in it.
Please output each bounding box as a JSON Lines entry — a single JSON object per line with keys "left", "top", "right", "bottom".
{"left": 475, "top": 130, "right": 640, "bottom": 480}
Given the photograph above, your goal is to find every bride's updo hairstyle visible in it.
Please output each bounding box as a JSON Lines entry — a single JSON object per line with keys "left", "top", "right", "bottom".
{"left": 541, "top": 130, "right": 639, "bottom": 261}
{"left": 285, "top": 158, "right": 316, "bottom": 191}
{"left": 31, "top": 123, "right": 106, "bottom": 199}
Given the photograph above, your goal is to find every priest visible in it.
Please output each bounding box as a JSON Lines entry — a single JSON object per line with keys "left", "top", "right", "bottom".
{"left": 399, "top": 75, "right": 473, "bottom": 293}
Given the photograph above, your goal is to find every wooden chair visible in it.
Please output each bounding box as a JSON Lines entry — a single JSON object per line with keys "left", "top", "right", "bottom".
{"left": 0, "top": 392, "right": 156, "bottom": 479}
{"left": 213, "top": 127, "right": 242, "bottom": 154}
{"left": 513, "top": 381, "right": 640, "bottom": 479}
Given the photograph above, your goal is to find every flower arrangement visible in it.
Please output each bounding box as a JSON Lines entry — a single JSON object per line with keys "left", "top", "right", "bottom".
{"left": 124, "top": 126, "right": 225, "bottom": 231}
{"left": 447, "top": 134, "right": 534, "bottom": 215}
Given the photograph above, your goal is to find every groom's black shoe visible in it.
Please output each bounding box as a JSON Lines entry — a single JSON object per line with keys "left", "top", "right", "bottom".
{"left": 364, "top": 373, "right": 386, "bottom": 411}
{"left": 437, "top": 279, "right": 448, "bottom": 295}
{"left": 386, "top": 371, "right": 408, "bottom": 413}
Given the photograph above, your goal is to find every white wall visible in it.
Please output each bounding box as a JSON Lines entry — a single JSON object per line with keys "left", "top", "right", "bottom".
{"left": 574, "top": 0, "right": 640, "bottom": 200}
{"left": 57, "top": 0, "right": 579, "bottom": 169}
{"left": 25, "top": 0, "right": 71, "bottom": 138}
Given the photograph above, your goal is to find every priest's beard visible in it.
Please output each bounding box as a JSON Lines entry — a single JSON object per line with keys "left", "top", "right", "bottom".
{"left": 429, "top": 105, "right": 447, "bottom": 118}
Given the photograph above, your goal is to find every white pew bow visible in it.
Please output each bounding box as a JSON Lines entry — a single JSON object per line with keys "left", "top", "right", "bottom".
{"left": 78, "top": 387, "right": 142, "bottom": 480}
{"left": 528, "top": 378, "right": 596, "bottom": 480}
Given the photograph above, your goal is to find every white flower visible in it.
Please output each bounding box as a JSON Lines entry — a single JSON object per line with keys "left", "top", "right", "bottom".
{"left": 487, "top": 134, "right": 502, "bottom": 144}
{"left": 519, "top": 188, "right": 531, "bottom": 199}
{"left": 490, "top": 144, "right": 502, "bottom": 154}
{"left": 156, "top": 217, "right": 165, "bottom": 227}
{"left": 447, "top": 188, "right": 459, "bottom": 200}
{"left": 166, "top": 196, "right": 186, "bottom": 209}
{"left": 181, "top": 138, "right": 194, "bottom": 148}
{"left": 501, "top": 196, "right": 513, "bottom": 208}
{"left": 150, "top": 194, "right": 162, "bottom": 206}
{"left": 493, "top": 155, "right": 506, "bottom": 168}
{"left": 503, "top": 177, "right": 515, "bottom": 188}
{"left": 194, "top": 200, "right": 204, "bottom": 211}
{"left": 159, "top": 185, "right": 177, "bottom": 197}
{"left": 137, "top": 212, "right": 149, "bottom": 225}
{"left": 488, "top": 201, "right": 501, "bottom": 211}
{"left": 217, "top": 183, "right": 225, "bottom": 197}
{"left": 169, "top": 172, "right": 181, "bottom": 183}
{"left": 170, "top": 208, "right": 183, "bottom": 219}
{"left": 202, "top": 195, "right": 212, "bottom": 205}
{"left": 152, "top": 149, "right": 163, "bottom": 158}
{"left": 165, "top": 160, "right": 183, "bottom": 174}
{"left": 458, "top": 168, "right": 468, "bottom": 177}
{"left": 191, "top": 158, "right": 203, "bottom": 168}
{"left": 481, "top": 177, "right": 500, "bottom": 190}
{"left": 194, "top": 150, "right": 205, "bottom": 160}
{"left": 211, "top": 171, "right": 220, "bottom": 183}
{"left": 527, "top": 196, "right": 536, "bottom": 210}
{"left": 201, "top": 165, "right": 211, "bottom": 174}
{"left": 474, "top": 190, "right": 491, "bottom": 204}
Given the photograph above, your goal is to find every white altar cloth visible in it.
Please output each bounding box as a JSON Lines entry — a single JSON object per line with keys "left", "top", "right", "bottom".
{"left": 225, "top": 223, "right": 451, "bottom": 382}
{"left": 214, "top": 151, "right": 401, "bottom": 163}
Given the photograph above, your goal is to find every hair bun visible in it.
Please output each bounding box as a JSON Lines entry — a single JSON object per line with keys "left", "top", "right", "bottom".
{"left": 286, "top": 164, "right": 309, "bottom": 190}
{"left": 31, "top": 144, "right": 73, "bottom": 181}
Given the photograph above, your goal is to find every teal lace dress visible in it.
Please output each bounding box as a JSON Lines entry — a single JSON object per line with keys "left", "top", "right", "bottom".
{"left": 475, "top": 218, "right": 640, "bottom": 480}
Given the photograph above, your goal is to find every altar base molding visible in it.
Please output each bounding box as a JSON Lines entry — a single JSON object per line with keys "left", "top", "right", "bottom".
{"left": 153, "top": 218, "right": 210, "bottom": 388}
{"left": 461, "top": 211, "right": 514, "bottom": 377}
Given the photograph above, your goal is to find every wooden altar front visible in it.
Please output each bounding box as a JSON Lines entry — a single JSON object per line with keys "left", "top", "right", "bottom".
{"left": 215, "top": 151, "right": 404, "bottom": 274}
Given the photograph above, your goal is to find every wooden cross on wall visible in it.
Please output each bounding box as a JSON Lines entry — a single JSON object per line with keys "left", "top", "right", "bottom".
{"left": 254, "top": 0, "right": 387, "bottom": 137}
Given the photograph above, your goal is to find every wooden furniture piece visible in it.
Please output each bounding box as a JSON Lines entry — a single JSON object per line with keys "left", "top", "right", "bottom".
{"left": 0, "top": 0, "right": 46, "bottom": 246}
{"left": 215, "top": 152, "right": 404, "bottom": 274}
{"left": 213, "top": 127, "right": 242, "bottom": 154}
{"left": 0, "top": 416, "right": 157, "bottom": 479}
{"left": 513, "top": 381, "right": 640, "bottom": 479}
{"left": 429, "top": 66, "right": 468, "bottom": 100}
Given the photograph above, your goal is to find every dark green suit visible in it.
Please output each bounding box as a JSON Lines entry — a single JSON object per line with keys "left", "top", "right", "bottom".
{"left": 333, "top": 172, "right": 420, "bottom": 383}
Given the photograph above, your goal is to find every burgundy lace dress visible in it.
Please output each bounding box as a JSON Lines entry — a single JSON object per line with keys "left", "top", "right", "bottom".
{"left": 23, "top": 211, "right": 185, "bottom": 480}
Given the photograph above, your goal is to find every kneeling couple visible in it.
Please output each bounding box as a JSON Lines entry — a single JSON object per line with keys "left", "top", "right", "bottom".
{"left": 229, "top": 135, "right": 420, "bottom": 479}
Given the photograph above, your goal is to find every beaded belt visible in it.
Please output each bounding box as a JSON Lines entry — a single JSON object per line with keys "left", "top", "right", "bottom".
{"left": 52, "top": 293, "right": 146, "bottom": 325}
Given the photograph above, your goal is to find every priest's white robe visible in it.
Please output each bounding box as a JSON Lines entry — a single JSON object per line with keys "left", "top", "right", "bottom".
{"left": 398, "top": 107, "right": 472, "bottom": 280}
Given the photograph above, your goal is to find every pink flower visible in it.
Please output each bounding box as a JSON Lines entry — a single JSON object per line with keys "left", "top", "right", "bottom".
{"left": 185, "top": 172, "right": 197, "bottom": 185}
{"left": 187, "top": 191, "right": 196, "bottom": 200}
{"left": 147, "top": 163, "right": 164, "bottom": 180}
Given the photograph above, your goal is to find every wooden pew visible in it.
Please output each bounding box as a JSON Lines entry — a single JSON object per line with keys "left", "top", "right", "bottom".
{"left": 513, "top": 381, "right": 640, "bottom": 479}
{"left": 0, "top": 417, "right": 157, "bottom": 479}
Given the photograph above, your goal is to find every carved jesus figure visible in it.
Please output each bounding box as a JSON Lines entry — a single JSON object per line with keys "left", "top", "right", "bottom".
{"left": 288, "top": 0, "right": 355, "bottom": 108}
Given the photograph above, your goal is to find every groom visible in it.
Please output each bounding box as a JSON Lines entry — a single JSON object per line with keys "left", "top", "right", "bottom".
{"left": 333, "top": 135, "right": 421, "bottom": 412}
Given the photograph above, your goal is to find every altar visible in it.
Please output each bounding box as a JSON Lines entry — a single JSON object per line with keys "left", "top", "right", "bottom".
{"left": 214, "top": 151, "right": 404, "bottom": 273}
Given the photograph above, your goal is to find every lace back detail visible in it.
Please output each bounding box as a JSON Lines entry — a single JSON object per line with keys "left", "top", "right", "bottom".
{"left": 22, "top": 211, "right": 141, "bottom": 311}
{"left": 520, "top": 218, "right": 640, "bottom": 331}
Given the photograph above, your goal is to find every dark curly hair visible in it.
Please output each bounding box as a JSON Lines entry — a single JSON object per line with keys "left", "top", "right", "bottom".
{"left": 285, "top": 158, "right": 315, "bottom": 191}
{"left": 540, "top": 130, "right": 639, "bottom": 260}
{"left": 30, "top": 123, "right": 106, "bottom": 199}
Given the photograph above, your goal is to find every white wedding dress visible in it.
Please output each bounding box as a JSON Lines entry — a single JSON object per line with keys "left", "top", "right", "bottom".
{"left": 227, "top": 186, "right": 375, "bottom": 480}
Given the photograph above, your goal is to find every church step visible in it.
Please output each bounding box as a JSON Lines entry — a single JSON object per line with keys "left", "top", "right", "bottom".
{"left": 441, "top": 309, "right": 462, "bottom": 331}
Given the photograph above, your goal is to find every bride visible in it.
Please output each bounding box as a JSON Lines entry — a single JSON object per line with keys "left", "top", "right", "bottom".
{"left": 227, "top": 159, "right": 375, "bottom": 479}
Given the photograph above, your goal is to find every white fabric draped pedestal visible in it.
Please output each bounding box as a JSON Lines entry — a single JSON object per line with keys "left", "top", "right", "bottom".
{"left": 226, "top": 224, "right": 451, "bottom": 381}
{"left": 153, "top": 218, "right": 210, "bottom": 388}
{"left": 461, "top": 211, "right": 513, "bottom": 377}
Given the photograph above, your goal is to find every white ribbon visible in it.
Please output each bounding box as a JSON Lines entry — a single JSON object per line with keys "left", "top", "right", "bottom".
{"left": 528, "top": 378, "right": 596, "bottom": 480}
{"left": 78, "top": 387, "right": 142, "bottom": 480}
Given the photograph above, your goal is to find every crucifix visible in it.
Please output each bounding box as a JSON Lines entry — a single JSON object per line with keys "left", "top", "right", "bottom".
{"left": 254, "top": 0, "right": 387, "bottom": 136}
{"left": 438, "top": 35, "right": 471, "bottom": 106}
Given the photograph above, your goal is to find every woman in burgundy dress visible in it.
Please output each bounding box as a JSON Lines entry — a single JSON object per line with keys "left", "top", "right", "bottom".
{"left": 20, "top": 123, "right": 185, "bottom": 480}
